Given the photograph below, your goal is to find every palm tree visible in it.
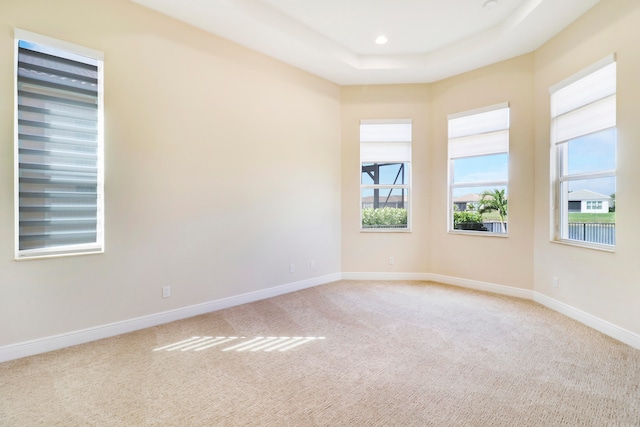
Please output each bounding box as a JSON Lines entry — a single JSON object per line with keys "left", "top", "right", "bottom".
{"left": 478, "top": 189, "right": 508, "bottom": 233}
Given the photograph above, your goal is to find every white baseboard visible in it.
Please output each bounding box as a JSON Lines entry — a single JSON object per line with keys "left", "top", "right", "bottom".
{"left": 2, "top": 271, "right": 639, "bottom": 362}
{"left": 533, "top": 292, "right": 640, "bottom": 350}
{"left": 342, "top": 272, "right": 640, "bottom": 350}
{"left": 428, "top": 273, "right": 535, "bottom": 300}
{"left": 0, "top": 273, "right": 342, "bottom": 363}
{"left": 341, "top": 272, "right": 431, "bottom": 281}
{"left": 343, "top": 272, "right": 534, "bottom": 300}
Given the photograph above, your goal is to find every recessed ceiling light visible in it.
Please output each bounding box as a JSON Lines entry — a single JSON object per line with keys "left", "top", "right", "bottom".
{"left": 483, "top": 0, "right": 498, "bottom": 10}
{"left": 375, "top": 35, "right": 388, "bottom": 45}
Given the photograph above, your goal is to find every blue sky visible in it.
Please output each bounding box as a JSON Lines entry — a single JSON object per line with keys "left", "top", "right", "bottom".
{"left": 363, "top": 126, "right": 616, "bottom": 200}
{"left": 455, "top": 155, "right": 508, "bottom": 181}
{"left": 565, "top": 128, "right": 616, "bottom": 197}
{"left": 19, "top": 40, "right": 98, "bottom": 65}
{"left": 452, "top": 127, "right": 616, "bottom": 198}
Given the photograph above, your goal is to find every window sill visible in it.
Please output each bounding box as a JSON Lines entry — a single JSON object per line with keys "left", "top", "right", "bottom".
{"left": 551, "top": 239, "right": 615, "bottom": 253}
{"left": 360, "top": 228, "right": 411, "bottom": 233}
{"left": 448, "top": 230, "right": 508, "bottom": 238}
{"left": 15, "top": 247, "right": 104, "bottom": 261}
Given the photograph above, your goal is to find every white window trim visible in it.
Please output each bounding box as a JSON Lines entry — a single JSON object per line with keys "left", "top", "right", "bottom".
{"left": 549, "top": 54, "right": 616, "bottom": 250}
{"left": 360, "top": 119, "right": 412, "bottom": 232}
{"left": 14, "top": 29, "right": 105, "bottom": 260}
{"left": 447, "top": 102, "right": 510, "bottom": 236}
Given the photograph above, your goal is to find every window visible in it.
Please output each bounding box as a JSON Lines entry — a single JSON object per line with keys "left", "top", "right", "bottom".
{"left": 360, "top": 120, "right": 411, "bottom": 230}
{"left": 586, "top": 201, "right": 603, "bottom": 211}
{"left": 15, "top": 30, "right": 104, "bottom": 259}
{"left": 550, "top": 55, "right": 616, "bottom": 248}
{"left": 448, "top": 103, "right": 509, "bottom": 234}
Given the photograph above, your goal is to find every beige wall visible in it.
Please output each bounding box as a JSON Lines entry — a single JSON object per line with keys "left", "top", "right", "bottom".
{"left": 0, "top": 0, "right": 342, "bottom": 346}
{"left": 341, "top": 0, "right": 639, "bottom": 339}
{"left": 428, "top": 54, "right": 535, "bottom": 288}
{"left": 341, "top": 85, "right": 431, "bottom": 273}
{"left": 341, "top": 56, "right": 535, "bottom": 288}
{"left": 533, "top": 0, "right": 640, "bottom": 333}
{"left": 2, "top": 0, "right": 639, "bottom": 351}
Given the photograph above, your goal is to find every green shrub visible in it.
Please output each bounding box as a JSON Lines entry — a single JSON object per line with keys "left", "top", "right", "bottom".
{"left": 453, "top": 210, "right": 483, "bottom": 226}
{"left": 362, "top": 207, "right": 407, "bottom": 228}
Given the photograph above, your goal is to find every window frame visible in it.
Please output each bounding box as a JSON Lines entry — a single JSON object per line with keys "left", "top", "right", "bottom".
{"left": 359, "top": 119, "right": 412, "bottom": 232}
{"left": 447, "top": 102, "right": 510, "bottom": 236}
{"left": 550, "top": 54, "right": 616, "bottom": 250}
{"left": 14, "top": 29, "right": 105, "bottom": 260}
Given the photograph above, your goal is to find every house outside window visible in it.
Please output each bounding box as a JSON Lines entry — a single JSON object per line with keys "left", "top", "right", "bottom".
{"left": 448, "top": 103, "right": 509, "bottom": 235}
{"left": 15, "top": 30, "right": 104, "bottom": 259}
{"left": 360, "top": 120, "right": 411, "bottom": 231}
{"left": 586, "top": 200, "right": 603, "bottom": 211}
{"left": 550, "top": 55, "right": 616, "bottom": 248}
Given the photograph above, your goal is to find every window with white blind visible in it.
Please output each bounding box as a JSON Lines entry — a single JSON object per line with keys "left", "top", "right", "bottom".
{"left": 360, "top": 120, "right": 411, "bottom": 231}
{"left": 448, "top": 103, "right": 509, "bottom": 234}
{"left": 550, "top": 55, "right": 616, "bottom": 248}
{"left": 15, "top": 30, "right": 104, "bottom": 259}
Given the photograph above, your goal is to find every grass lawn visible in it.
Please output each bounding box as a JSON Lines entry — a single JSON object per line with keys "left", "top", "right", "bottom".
{"left": 477, "top": 212, "right": 615, "bottom": 223}
{"left": 568, "top": 212, "right": 615, "bottom": 223}
{"left": 480, "top": 211, "right": 507, "bottom": 222}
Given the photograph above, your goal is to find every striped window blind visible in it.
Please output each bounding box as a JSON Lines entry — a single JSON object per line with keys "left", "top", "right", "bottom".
{"left": 16, "top": 31, "right": 104, "bottom": 258}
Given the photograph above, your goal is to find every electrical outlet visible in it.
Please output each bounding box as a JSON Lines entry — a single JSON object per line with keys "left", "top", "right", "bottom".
{"left": 310, "top": 260, "right": 316, "bottom": 270}
{"left": 289, "top": 264, "right": 295, "bottom": 273}
{"left": 389, "top": 257, "right": 395, "bottom": 265}
{"left": 552, "top": 277, "right": 559, "bottom": 289}
{"left": 162, "top": 286, "right": 171, "bottom": 298}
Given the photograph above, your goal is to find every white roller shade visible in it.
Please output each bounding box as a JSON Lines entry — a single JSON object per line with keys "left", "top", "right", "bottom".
{"left": 550, "top": 57, "right": 616, "bottom": 117}
{"left": 551, "top": 95, "right": 616, "bottom": 144}
{"left": 360, "top": 142, "right": 411, "bottom": 162}
{"left": 360, "top": 120, "right": 411, "bottom": 163}
{"left": 360, "top": 121, "right": 411, "bottom": 142}
{"left": 448, "top": 103, "right": 509, "bottom": 159}
{"left": 449, "top": 130, "right": 509, "bottom": 159}
{"left": 550, "top": 57, "right": 616, "bottom": 144}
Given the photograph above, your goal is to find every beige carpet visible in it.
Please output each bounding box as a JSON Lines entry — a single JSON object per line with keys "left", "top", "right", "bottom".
{"left": 1, "top": 280, "right": 639, "bottom": 426}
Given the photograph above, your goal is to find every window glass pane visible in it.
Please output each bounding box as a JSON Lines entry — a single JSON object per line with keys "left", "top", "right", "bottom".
{"left": 560, "top": 177, "right": 615, "bottom": 245}
{"left": 565, "top": 128, "right": 616, "bottom": 175}
{"left": 361, "top": 162, "right": 408, "bottom": 185}
{"left": 452, "top": 185, "right": 507, "bottom": 234}
{"left": 361, "top": 188, "right": 408, "bottom": 229}
{"left": 361, "top": 188, "right": 407, "bottom": 209}
{"left": 566, "top": 177, "right": 616, "bottom": 201}
{"left": 564, "top": 179, "right": 616, "bottom": 217}
{"left": 453, "top": 153, "right": 508, "bottom": 184}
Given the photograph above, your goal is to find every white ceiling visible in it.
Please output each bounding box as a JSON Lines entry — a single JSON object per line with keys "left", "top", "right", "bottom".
{"left": 130, "top": 0, "right": 601, "bottom": 85}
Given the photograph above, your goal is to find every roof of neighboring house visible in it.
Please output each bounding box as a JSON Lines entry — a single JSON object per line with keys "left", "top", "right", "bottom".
{"left": 567, "top": 189, "right": 613, "bottom": 201}
{"left": 452, "top": 193, "right": 482, "bottom": 203}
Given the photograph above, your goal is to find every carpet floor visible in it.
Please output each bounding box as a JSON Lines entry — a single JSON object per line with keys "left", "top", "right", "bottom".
{"left": 1, "top": 280, "right": 639, "bottom": 426}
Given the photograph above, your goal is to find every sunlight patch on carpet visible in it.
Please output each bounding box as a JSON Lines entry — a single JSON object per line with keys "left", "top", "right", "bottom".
{"left": 153, "top": 336, "right": 325, "bottom": 353}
